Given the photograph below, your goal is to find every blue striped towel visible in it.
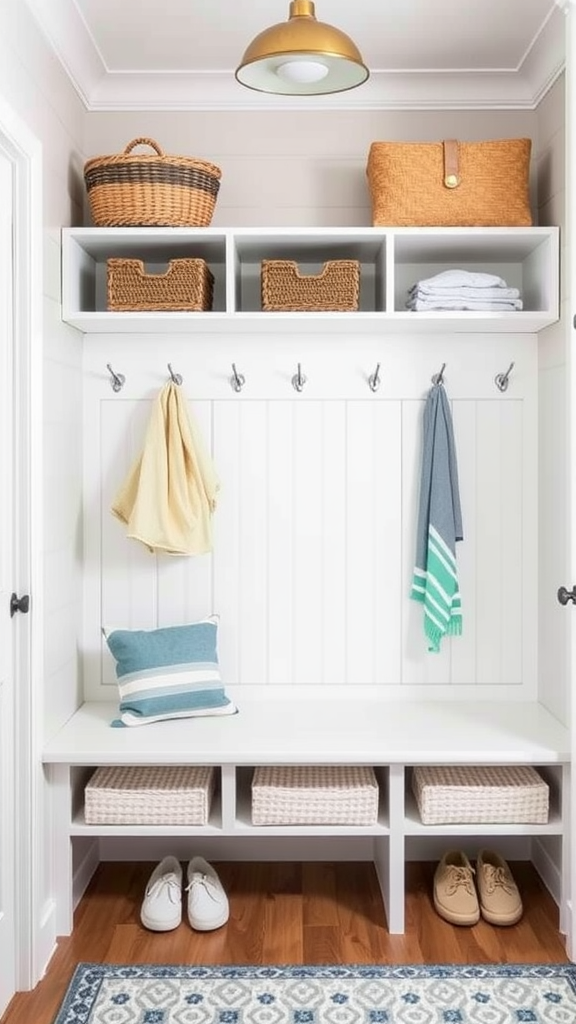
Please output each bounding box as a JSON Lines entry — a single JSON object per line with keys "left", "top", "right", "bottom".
{"left": 410, "top": 383, "right": 463, "bottom": 652}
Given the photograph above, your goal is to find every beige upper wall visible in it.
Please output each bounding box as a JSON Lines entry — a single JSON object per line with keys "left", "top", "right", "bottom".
{"left": 0, "top": 0, "right": 85, "bottom": 232}
{"left": 84, "top": 109, "right": 539, "bottom": 228}
{"left": 535, "top": 74, "right": 565, "bottom": 229}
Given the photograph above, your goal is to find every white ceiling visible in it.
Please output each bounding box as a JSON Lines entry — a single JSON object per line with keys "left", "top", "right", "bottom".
{"left": 25, "top": 0, "right": 567, "bottom": 110}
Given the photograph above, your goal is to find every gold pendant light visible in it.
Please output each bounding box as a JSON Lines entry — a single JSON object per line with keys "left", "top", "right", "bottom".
{"left": 235, "top": 1, "right": 369, "bottom": 96}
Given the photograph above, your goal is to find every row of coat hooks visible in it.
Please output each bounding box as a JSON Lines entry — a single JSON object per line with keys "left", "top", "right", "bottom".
{"left": 106, "top": 360, "right": 516, "bottom": 395}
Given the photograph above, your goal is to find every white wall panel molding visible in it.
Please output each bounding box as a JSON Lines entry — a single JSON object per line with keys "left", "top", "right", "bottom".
{"left": 82, "top": 334, "right": 538, "bottom": 700}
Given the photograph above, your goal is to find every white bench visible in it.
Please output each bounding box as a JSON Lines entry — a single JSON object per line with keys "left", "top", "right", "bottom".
{"left": 42, "top": 696, "right": 570, "bottom": 936}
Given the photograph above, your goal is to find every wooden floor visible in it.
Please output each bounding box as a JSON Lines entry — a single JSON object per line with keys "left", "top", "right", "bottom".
{"left": 1, "top": 860, "right": 569, "bottom": 1024}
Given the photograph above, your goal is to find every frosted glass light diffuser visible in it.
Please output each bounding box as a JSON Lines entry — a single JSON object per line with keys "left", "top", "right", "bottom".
{"left": 276, "top": 60, "right": 330, "bottom": 84}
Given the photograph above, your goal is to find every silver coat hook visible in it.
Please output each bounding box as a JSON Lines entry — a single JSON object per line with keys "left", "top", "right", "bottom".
{"left": 106, "top": 363, "right": 125, "bottom": 392}
{"left": 368, "top": 363, "right": 381, "bottom": 392}
{"left": 432, "top": 362, "right": 446, "bottom": 385}
{"left": 495, "top": 361, "right": 515, "bottom": 392}
{"left": 230, "top": 363, "right": 246, "bottom": 393}
{"left": 167, "top": 363, "right": 183, "bottom": 385}
{"left": 291, "top": 362, "right": 307, "bottom": 393}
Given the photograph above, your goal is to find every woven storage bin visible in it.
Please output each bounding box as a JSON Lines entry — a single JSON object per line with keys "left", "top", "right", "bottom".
{"left": 261, "top": 259, "right": 360, "bottom": 312}
{"left": 107, "top": 257, "right": 214, "bottom": 311}
{"left": 84, "top": 765, "right": 215, "bottom": 825}
{"left": 251, "top": 765, "right": 379, "bottom": 825}
{"left": 366, "top": 138, "right": 532, "bottom": 227}
{"left": 412, "top": 765, "right": 549, "bottom": 825}
{"left": 84, "top": 137, "right": 222, "bottom": 227}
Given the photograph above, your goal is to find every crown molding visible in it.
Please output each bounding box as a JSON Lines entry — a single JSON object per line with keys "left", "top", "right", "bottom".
{"left": 25, "top": 0, "right": 566, "bottom": 111}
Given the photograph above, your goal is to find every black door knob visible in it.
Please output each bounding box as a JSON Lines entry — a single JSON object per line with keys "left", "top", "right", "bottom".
{"left": 10, "top": 593, "right": 30, "bottom": 617}
{"left": 557, "top": 586, "right": 576, "bottom": 606}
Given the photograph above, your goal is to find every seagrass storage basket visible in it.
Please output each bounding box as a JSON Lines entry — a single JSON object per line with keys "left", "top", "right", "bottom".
{"left": 107, "top": 257, "right": 214, "bottom": 311}
{"left": 251, "top": 765, "right": 379, "bottom": 825}
{"left": 366, "top": 138, "right": 532, "bottom": 227}
{"left": 84, "top": 137, "right": 222, "bottom": 227}
{"left": 84, "top": 765, "right": 215, "bottom": 825}
{"left": 412, "top": 765, "right": 549, "bottom": 825}
{"left": 261, "top": 259, "right": 360, "bottom": 311}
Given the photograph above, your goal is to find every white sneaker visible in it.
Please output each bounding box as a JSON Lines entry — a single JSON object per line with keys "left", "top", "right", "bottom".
{"left": 140, "top": 856, "right": 183, "bottom": 931}
{"left": 186, "top": 857, "right": 229, "bottom": 930}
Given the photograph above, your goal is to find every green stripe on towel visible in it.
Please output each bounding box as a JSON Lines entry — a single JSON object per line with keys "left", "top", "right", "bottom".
{"left": 411, "top": 527, "right": 462, "bottom": 652}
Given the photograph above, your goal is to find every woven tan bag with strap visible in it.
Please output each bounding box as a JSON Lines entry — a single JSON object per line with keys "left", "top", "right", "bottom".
{"left": 366, "top": 138, "right": 532, "bottom": 227}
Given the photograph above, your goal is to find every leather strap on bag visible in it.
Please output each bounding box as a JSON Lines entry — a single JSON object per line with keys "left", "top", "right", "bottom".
{"left": 443, "top": 139, "right": 460, "bottom": 188}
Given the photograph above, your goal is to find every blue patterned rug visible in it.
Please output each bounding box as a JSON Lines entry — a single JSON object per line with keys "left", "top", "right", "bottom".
{"left": 53, "top": 963, "right": 576, "bottom": 1024}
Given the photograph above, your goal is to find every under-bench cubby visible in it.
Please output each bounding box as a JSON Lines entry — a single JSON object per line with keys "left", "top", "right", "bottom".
{"left": 43, "top": 697, "right": 570, "bottom": 939}
{"left": 69, "top": 764, "right": 223, "bottom": 834}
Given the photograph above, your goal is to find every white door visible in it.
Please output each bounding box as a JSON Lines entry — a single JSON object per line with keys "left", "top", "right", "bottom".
{"left": 0, "top": 146, "right": 17, "bottom": 1015}
{"left": 561, "top": 0, "right": 576, "bottom": 963}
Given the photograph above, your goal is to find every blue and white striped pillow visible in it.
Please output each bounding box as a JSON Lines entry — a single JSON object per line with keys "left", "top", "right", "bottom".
{"left": 103, "top": 616, "right": 237, "bottom": 727}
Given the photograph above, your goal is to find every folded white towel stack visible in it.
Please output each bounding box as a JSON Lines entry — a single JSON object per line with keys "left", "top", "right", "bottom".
{"left": 406, "top": 269, "right": 523, "bottom": 312}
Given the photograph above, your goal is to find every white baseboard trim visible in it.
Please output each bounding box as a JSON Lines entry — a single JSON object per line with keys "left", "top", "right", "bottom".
{"left": 404, "top": 835, "right": 534, "bottom": 862}
{"left": 531, "top": 837, "right": 562, "bottom": 908}
{"left": 26, "top": 899, "right": 57, "bottom": 993}
{"left": 564, "top": 898, "right": 574, "bottom": 960}
{"left": 98, "top": 835, "right": 377, "bottom": 862}
{"left": 72, "top": 840, "right": 100, "bottom": 911}
{"left": 97, "top": 834, "right": 542, "bottom": 865}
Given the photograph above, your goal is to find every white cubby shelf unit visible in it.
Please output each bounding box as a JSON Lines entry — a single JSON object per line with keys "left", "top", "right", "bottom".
{"left": 61, "top": 225, "right": 560, "bottom": 335}
{"left": 42, "top": 698, "right": 570, "bottom": 939}
{"left": 49, "top": 221, "right": 568, "bottom": 941}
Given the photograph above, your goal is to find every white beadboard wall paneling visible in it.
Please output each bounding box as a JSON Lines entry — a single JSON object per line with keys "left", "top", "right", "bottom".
{"left": 499, "top": 402, "right": 527, "bottom": 683}
{"left": 83, "top": 332, "right": 538, "bottom": 701}
{"left": 86, "top": 399, "right": 154, "bottom": 691}
{"left": 292, "top": 401, "right": 324, "bottom": 685}
{"left": 213, "top": 401, "right": 242, "bottom": 685}
{"left": 539, "top": 364, "right": 568, "bottom": 723}
{"left": 519, "top": 381, "right": 539, "bottom": 698}
{"left": 344, "top": 400, "right": 402, "bottom": 685}
{"left": 266, "top": 402, "right": 295, "bottom": 686}
{"left": 319, "top": 402, "right": 347, "bottom": 685}
{"left": 365, "top": 401, "right": 403, "bottom": 685}
{"left": 156, "top": 400, "right": 215, "bottom": 626}
{"left": 475, "top": 402, "right": 520, "bottom": 686}
{"left": 236, "top": 400, "right": 269, "bottom": 684}
{"left": 449, "top": 401, "right": 477, "bottom": 685}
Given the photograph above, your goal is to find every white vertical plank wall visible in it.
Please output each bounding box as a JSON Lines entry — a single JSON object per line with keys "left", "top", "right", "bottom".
{"left": 82, "top": 331, "right": 538, "bottom": 702}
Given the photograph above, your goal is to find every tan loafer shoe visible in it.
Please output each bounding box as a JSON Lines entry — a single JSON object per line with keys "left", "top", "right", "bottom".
{"left": 433, "top": 850, "right": 480, "bottom": 925}
{"left": 476, "top": 849, "right": 523, "bottom": 925}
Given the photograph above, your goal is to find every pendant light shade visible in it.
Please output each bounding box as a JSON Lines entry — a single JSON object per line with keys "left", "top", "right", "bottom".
{"left": 235, "top": 1, "right": 369, "bottom": 96}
